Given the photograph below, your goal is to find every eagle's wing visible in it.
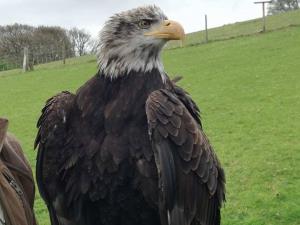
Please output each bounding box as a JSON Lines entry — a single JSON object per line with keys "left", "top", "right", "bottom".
{"left": 146, "top": 89, "right": 225, "bottom": 225}
{"left": 35, "top": 91, "right": 75, "bottom": 225}
{"left": 172, "top": 83, "right": 202, "bottom": 128}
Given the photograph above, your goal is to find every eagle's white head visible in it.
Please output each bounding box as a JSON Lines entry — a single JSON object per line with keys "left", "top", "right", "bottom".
{"left": 97, "top": 5, "right": 184, "bottom": 80}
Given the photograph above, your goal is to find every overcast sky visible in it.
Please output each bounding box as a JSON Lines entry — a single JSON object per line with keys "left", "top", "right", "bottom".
{"left": 0, "top": 0, "right": 266, "bottom": 38}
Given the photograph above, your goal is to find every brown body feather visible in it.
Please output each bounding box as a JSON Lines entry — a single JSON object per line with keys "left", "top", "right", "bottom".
{"left": 35, "top": 70, "right": 225, "bottom": 225}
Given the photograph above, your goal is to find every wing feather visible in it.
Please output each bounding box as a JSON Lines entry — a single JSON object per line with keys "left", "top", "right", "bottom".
{"left": 146, "top": 89, "right": 225, "bottom": 225}
{"left": 35, "top": 91, "right": 75, "bottom": 225}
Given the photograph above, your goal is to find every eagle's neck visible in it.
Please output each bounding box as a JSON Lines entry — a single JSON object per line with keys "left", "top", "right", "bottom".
{"left": 97, "top": 41, "right": 166, "bottom": 82}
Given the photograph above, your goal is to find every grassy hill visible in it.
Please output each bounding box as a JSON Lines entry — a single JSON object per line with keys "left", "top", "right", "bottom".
{"left": 167, "top": 9, "right": 300, "bottom": 48}
{"left": 0, "top": 13, "right": 299, "bottom": 225}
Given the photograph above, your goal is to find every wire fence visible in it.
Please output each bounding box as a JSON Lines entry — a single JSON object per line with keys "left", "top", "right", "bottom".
{"left": 0, "top": 55, "right": 22, "bottom": 71}
{"left": 0, "top": 45, "right": 75, "bottom": 72}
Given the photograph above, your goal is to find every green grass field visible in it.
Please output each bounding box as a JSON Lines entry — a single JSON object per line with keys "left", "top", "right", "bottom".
{"left": 0, "top": 15, "right": 300, "bottom": 225}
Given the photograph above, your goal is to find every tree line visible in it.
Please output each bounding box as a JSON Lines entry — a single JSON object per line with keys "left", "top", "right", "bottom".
{"left": 0, "top": 24, "right": 96, "bottom": 71}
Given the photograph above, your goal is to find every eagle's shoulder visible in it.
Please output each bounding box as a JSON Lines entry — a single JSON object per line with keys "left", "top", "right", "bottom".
{"left": 165, "top": 76, "right": 202, "bottom": 127}
{"left": 35, "top": 91, "right": 75, "bottom": 149}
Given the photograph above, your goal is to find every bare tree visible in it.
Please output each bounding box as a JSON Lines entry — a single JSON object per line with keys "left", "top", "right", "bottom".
{"left": 68, "top": 28, "right": 91, "bottom": 56}
{"left": 87, "top": 38, "right": 99, "bottom": 55}
{"left": 268, "top": 0, "right": 299, "bottom": 14}
{"left": 32, "top": 26, "right": 74, "bottom": 62}
{"left": 0, "top": 24, "right": 34, "bottom": 57}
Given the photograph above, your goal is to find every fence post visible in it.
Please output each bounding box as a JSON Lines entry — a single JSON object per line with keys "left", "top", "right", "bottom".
{"left": 62, "top": 42, "right": 66, "bottom": 64}
{"left": 254, "top": 1, "right": 272, "bottom": 32}
{"left": 205, "top": 14, "right": 208, "bottom": 43}
{"left": 22, "top": 47, "right": 29, "bottom": 73}
{"left": 262, "top": 2, "right": 266, "bottom": 32}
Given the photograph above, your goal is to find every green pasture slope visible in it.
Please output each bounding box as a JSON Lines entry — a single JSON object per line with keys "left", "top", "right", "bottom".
{"left": 0, "top": 16, "right": 300, "bottom": 225}
{"left": 167, "top": 9, "right": 300, "bottom": 48}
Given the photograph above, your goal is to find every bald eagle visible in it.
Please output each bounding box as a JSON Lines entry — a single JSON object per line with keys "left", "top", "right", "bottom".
{"left": 35, "top": 5, "right": 225, "bottom": 225}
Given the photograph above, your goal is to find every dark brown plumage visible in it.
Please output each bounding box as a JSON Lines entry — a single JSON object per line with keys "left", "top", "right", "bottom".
{"left": 146, "top": 89, "right": 225, "bottom": 225}
{"left": 35, "top": 5, "right": 225, "bottom": 225}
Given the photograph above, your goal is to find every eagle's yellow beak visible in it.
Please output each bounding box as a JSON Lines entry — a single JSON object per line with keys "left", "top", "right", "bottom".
{"left": 144, "top": 20, "right": 185, "bottom": 40}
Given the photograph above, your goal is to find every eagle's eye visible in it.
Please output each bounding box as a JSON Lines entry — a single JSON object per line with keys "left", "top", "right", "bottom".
{"left": 138, "top": 19, "right": 152, "bottom": 29}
